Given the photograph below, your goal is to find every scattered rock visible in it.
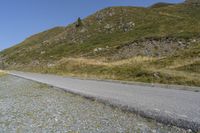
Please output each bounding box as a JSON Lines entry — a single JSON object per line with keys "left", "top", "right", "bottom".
{"left": 80, "top": 28, "right": 88, "bottom": 33}
{"left": 40, "top": 51, "right": 46, "bottom": 55}
{"left": 96, "top": 13, "right": 104, "bottom": 22}
{"left": 94, "top": 48, "right": 104, "bottom": 53}
{"left": 47, "top": 63, "right": 55, "bottom": 68}
{"left": 104, "top": 24, "right": 113, "bottom": 30}
{"left": 111, "top": 37, "right": 197, "bottom": 60}
{"left": 122, "top": 21, "right": 135, "bottom": 32}
{"left": 42, "top": 40, "right": 50, "bottom": 45}
{"left": 153, "top": 72, "right": 160, "bottom": 79}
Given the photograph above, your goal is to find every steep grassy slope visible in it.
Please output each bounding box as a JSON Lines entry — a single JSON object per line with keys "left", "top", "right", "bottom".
{"left": 0, "top": 1, "right": 200, "bottom": 86}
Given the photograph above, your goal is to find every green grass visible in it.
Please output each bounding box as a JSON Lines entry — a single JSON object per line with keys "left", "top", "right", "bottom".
{"left": 150, "top": 2, "right": 175, "bottom": 8}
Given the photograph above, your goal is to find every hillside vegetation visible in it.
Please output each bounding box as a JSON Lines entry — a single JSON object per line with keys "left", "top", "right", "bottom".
{"left": 0, "top": 0, "right": 200, "bottom": 86}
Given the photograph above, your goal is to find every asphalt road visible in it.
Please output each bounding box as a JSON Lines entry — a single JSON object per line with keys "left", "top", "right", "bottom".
{"left": 9, "top": 71, "right": 200, "bottom": 132}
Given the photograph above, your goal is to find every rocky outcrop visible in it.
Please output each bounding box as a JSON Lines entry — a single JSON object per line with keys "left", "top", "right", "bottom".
{"left": 112, "top": 38, "right": 200, "bottom": 60}
{"left": 121, "top": 22, "right": 135, "bottom": 32}
{"left": 185, "top": 0, "right": 200, "bottom": 5}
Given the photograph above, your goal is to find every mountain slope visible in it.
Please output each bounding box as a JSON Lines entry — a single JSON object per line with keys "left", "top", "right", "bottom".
{"left": 1, "top": 1, "right": 200, "bottom": 86}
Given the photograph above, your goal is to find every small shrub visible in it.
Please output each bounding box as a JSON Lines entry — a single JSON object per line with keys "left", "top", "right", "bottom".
{"left": 76, "top": 17, "right": 83, "bottom": 27}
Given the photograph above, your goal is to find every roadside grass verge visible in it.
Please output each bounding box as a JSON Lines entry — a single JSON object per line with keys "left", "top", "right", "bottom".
{"left": 7, "top": 43, "right": 200, "bottom": 87}
{"left": 18, "top": 55, "right": 200, "bottom": 87}
{"left": 174, "top": 61, "right": 200, "bottom": 73}
{"left": 0, "top": 70, "right": 7, "bottom": 77}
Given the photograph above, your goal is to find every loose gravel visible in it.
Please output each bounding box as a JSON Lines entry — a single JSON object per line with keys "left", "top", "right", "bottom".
{"left": 0, "top": 75, "right": 192, "bottom": 133}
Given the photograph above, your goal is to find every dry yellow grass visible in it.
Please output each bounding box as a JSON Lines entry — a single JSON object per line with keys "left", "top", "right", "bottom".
{"left": 152, "top": 68, "right": 200, "bottom": 81}
{"left": 57, "top": 56, "right": 156, "bottom": 67}
{"left": 58, "top": 57, "right": 108, "bottom": 66}
{"left": 166, "top": 58, "right": 200, "bottom": 69}
{"left": 109, "top": 56, "right": 156, "bottom": 66}
{"left": 0, "top": 70, "right": 6, "bottom": 77}
{"left": 158, "top": 12, "right": 184, "bottom": 19}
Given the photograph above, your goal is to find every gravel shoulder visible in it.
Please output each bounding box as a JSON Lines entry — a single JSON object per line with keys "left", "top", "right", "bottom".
{"left": 8, "top": 71, "right": 200, "bottom": 132}
{"left": 0, "top": 75, "right": 191, "bottom": 132}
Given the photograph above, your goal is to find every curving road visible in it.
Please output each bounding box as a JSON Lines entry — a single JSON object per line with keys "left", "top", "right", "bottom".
{"left": 9, "top": 71, "right": 200, "bottom": 132}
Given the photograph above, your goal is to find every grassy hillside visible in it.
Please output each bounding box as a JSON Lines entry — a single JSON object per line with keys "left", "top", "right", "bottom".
{"left": 0, "top": 1, "right": 200, "bottom": 86}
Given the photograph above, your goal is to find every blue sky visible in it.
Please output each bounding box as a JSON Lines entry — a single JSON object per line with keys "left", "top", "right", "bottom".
{"left": 0, "top": 0, "right": 184, "bottom": 51}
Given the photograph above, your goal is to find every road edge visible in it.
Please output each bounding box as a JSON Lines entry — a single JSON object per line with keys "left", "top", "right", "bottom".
{"left": 8, "top": 72, "right": 200, "bottom": 132}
